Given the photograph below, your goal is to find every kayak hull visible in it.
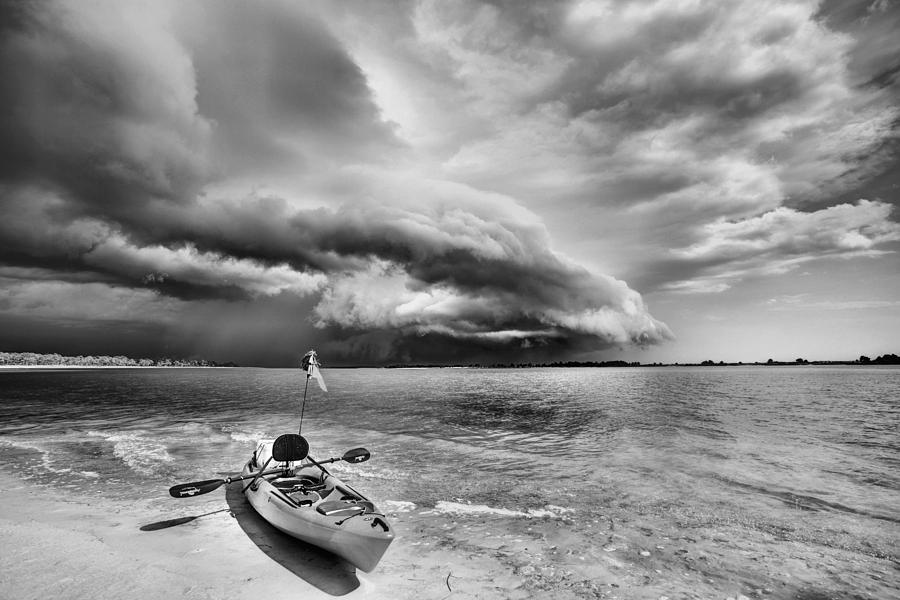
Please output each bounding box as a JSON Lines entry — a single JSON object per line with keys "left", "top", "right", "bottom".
{"left": 241, "top": 449, "right": 393, "bottom": 572}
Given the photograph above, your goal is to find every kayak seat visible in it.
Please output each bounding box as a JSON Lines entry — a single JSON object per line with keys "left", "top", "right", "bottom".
{"left": 316, "top": 501, "right": 366, "bottom": 517}
{"left": 272, "top": 478, "right": 305, "bottom": 490}
{"left": 287, "top": 490, "right": 320, "bottom": 507}
{"left": 273, "top": 477, "right": 326, "bottom": 492}
{"left": 296, "top": 477, "right": 325, "bottom": 490}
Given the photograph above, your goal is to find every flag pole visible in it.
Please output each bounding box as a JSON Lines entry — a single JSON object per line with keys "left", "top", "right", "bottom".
{"left": 299, "top": 373, "right": 310, "bottom": 435}
{"left": 298, "top": 349, "right": 326, "bottom": 435}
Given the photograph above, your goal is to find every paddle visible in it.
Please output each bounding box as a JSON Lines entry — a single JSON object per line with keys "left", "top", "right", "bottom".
{"left": 169, "top": 467, "right": 284, "bottom": 498}
{"left": 168, "top": 447, "right": 371, "bottom": 499}
{"left": 305, "top": 447, "right": 369, "bottom": 478}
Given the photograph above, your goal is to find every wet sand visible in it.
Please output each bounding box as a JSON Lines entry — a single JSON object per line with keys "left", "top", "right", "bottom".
{"left": 0, "top": 468, "right": 527, "bottom": 600}
{"left": 2, "top": 467, "right": 897, "bottom": 600}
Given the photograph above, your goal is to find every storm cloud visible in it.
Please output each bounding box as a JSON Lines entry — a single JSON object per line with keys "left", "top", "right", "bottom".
{"left": 0, "top": 0, "right": 676, "bottom": 364}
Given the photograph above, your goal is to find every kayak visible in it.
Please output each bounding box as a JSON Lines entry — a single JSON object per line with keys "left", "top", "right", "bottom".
{"left": 241, "top": 438, "right": 394, "bottom": 573}
{"left": 166, "top": 353, "right": 392, "bottom": 571}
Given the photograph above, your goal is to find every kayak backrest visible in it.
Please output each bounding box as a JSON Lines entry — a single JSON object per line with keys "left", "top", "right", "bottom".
{"left": 273, "top": 433, "right": 309, "bottom": 462}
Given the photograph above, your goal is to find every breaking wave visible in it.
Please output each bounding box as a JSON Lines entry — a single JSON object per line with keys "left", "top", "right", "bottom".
{"left": 87, "top": 430, "right": 174, "bottom": 475}
{"left": 431, "top": 500, "right": 574, "bottom": 519}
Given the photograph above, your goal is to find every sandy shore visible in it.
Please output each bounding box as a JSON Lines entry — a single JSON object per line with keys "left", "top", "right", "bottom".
{"left": 2, "top": 467, "right": 897, "bottom": 600}
{"left": 0, "top": 469, "right": 531, "bottom": 600}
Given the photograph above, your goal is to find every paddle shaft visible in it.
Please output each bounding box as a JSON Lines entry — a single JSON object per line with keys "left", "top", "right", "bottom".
{"left": 299, "top": 375, "right": 310, "bottom": 435}
{"left": 169, "top": 466, "right": 285, "bottom": 498}
{"left": 170, "top": 453, "right": 352, "bottom": 498}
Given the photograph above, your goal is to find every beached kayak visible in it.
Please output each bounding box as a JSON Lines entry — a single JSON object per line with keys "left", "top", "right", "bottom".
{"left": 241, "top": 438, "right": 394, "bottom": 573}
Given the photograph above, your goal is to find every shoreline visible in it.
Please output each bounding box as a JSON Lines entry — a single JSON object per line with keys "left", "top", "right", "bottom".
{"left": 4, "top": 363, "right": 900, "bottom": 371}
{"left": 0, "top": 468, "right": 557, "bottom": 599}
{"left": 0, "top": 469, "right": 402, "bottom": 599}
{"left": 3, "top": 464, "right": 896, "bottom": 599}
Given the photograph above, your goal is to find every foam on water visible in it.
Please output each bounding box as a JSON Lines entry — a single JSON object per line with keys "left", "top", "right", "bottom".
{"left": 431, "top": 500, "right": 574, "bottom": 519}
{"left": 382, "top": 500, "right": 417, "bottom": 512}
{"left": 331, "top": 462, "right": 408, "bottom": 481}
{"left": 87, "top": 430, "right": 174, "bottom": 475}
{"left": 0, "top": 436, "right": 74, "bottom": 475}
{"left": 220, "top": 424, "right": 272, "bottom": 444}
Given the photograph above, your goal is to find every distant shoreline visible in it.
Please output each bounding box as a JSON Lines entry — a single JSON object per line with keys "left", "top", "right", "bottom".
{"left": 0, "top": 365, "right": 233, "bottom": 369}
{"left": 0, "top": 351, "right": 238, "bottom": 368}
{"left": 379, "top": 359, "right": 900, "bottom": 369}
{"left": 2, "top": 351, "right": 897, "bottom": 369}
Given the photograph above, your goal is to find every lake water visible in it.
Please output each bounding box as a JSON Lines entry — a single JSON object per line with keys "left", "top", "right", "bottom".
{"left": 1, "top": 366, "right": 898, "bottom": 598}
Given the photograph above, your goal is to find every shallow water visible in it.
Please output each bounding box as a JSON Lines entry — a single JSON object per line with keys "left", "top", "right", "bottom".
{"left": 1, "top": 366, "right": 898, "bottom": 598}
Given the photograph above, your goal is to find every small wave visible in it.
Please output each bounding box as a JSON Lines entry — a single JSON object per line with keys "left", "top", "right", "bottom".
{"left": 173, "top": 422, "right": 234, "bottom": 444}
{"left": 177, "top": 422, "right": 218, "bottom": 434}
{"left": 220, "top": 425, "right": 269, "bottom": 444}
{"left": 332, "top": 462, "right": 407, "bottom": 481}
{"left": 715, "top": 474, "right": 900, "bottom": 525}
{"left": 87, "top": 430, "right": 174, "bottom": 475}
{"left": 432, "top": 500, "right": 573, "bottom": 519}
{"left": 0, "top": 437, "right": 74, "bottom": 475}
{"left": 383, "top": 500, "right": 417, "bottom": 513}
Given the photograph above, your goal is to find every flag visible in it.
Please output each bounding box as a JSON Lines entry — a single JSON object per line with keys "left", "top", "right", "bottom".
{"left": 301, "top": 350, "right": 327, "bottom": 392}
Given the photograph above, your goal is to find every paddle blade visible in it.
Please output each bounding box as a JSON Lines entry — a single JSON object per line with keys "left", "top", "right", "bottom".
{"left": 342, "top": 447, "right": 370, "bottom": 464}
{"left": 273, "top": 434, "right": 309, "bottom": 462}
{"left": 169, "top": 479, "right": 225, "bottom": 498}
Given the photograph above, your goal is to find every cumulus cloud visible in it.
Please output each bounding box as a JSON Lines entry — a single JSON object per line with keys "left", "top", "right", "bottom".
{"left": 675, "top": 200, "right": 900, "bottom": 261}
{"left": 411, "top": 0, "right": 899, "bottom": 285}
{"left": 313, "top": 258, "right": 671, "bottom": 348}
{"left": 663, "top": 200, "right": 900, "bottom": 292}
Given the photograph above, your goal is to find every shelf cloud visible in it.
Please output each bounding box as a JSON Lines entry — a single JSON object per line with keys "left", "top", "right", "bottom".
{"left": 0, "top": 0, "right": 674, "bottom": 363}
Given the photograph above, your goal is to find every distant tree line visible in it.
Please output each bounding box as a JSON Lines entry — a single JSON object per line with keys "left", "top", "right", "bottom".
{"left": 490, "top": 360, "right": 641, "bottom": 368}
{"left": 0, "top": 351, "right": 237, "bottom": 367}
{"left": 858, "top": 354, "right": 900, "bottom": 365}
{"left": 385, "top": 355, "right": 900, "bottom": 368}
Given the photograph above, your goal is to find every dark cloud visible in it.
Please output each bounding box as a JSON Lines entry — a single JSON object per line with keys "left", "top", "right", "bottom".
{"left": 425, "top": 0, "right": 898, "bottom": 300}
{"left": 0, "top": 0, "right": 672, "bottom": 364}
{"left": 180, "top": 0, "right": 403, "bottom": 177}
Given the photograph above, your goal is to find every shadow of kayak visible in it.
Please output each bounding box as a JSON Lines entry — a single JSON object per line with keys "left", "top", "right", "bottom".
{"left": 224, "top": 483, "right": 361, "bottom": 596}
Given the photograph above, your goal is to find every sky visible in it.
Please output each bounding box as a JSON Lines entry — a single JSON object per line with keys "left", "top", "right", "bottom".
{"left": 1, "top": 0, "right": 898, "bottom": 366}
